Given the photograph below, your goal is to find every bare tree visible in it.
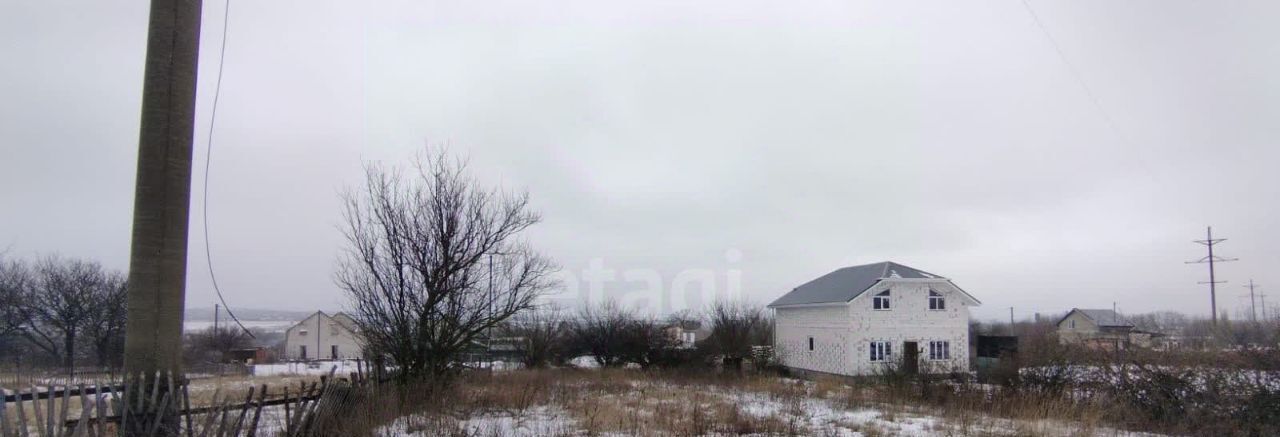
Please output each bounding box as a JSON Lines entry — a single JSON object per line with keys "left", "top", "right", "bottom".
{"left": 500, "top": 304, "right": 571, "bottom": 368}
{"left": 705, "top": 299, "right": 768, "bottom": 371}
{"left": 19, "top": 256, "right": 102, "bottom": 369}
{"left": 83, "top": 270, "right": 128, "bottom": 368}
{"left": 336, "top": 150, "right": 557, "bottom": 383}
{"left": 0, "top": 257, "right": 31, "bottom": 341}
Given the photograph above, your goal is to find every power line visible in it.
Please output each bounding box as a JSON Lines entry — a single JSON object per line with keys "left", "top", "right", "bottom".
{"left": 202, "top": 0, "right": 253, "bottom": 339}
{"left": 1017, "top": 0, "right": 1145, "bottom": 168}
{"left": 1186, "top": 226, "right": 1237, "bottom": 326}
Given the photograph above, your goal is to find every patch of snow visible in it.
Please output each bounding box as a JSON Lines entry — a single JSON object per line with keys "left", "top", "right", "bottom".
{"left": 252, "top": 360, "right": 363, "bottom": 377}
{"left": 459, "top": 406, "right": 577, "bottom": 436}
{"left": 377, "top": 406, "right": 576, "bottom": 436}
{"left": 464, "top": 360, "right": 524, "bottom": 372}
{"left": 567, "top": 356, "right": 599, "bottom": 369}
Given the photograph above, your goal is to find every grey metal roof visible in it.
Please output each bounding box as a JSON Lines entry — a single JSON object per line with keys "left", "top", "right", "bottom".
{"left": 768, "top": 261, "right": 945, "bottom": 307}
{"left": 1070, "top": 309, "right": 1133, "bottom": 328}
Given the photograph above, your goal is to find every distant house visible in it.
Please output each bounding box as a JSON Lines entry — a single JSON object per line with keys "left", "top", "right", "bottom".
{"left": 284, "top": 311, "right": 364, "bottom": 361}
{"left": 1056, "top": 308, "right": 1154, "bottom": 350}
{"left": 663, "top": 321, "right": 710, "bottom": 349}
{"left": 768, "top": 261, "right": 980, "bottom": 376}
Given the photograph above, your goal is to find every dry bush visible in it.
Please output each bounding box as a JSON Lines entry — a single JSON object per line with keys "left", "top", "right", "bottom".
{"left": 310, "top": 362, "right": 1270, "bottom": 436}
{"left": 1006, "top": 337, "right": 1280, "bottom": 436}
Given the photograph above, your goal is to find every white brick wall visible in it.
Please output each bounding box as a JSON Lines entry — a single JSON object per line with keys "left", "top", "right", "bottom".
{"left": 774, "top": 279, "right": 973, "bottom": 376}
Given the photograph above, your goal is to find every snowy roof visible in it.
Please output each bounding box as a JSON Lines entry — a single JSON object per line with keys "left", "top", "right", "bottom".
{"left": 768, "top": 261, "right": 952, "bottom": 307}
{"left": 1062, "top": 308, "right": 1133, "bottom": 328}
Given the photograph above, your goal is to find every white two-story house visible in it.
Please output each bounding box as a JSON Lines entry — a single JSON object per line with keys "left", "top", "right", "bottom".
{"left": 768, "top": 261, "right": 980, "bottom": 376}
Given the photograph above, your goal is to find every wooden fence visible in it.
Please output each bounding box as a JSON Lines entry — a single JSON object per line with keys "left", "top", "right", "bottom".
{"left": 0, "top": 365, "right": 368, "bottom": 437}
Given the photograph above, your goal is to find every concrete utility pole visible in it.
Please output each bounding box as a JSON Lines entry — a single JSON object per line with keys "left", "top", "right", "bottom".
{"left": 1243, "top": 280, "right": 1260, "bottom": 322}
{"left": 1261, "top": 292, "right": 1268, "bottom": 322}
{"left": 122, "top": 0, "right": 202, "bottom": 434}
{"left": 1187, "top": 226, "right": 1237, "bottom": 326}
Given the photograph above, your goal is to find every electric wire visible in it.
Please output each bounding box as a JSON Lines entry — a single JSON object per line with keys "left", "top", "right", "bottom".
{"left": 1018, "top": 0, "right": 1149, "bottom": 170}
{"left": 202, "top": 0, "right": 255, "bottom": 339}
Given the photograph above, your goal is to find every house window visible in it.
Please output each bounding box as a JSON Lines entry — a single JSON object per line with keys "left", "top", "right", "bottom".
{"left": 928, "top": 341, "right": 951, "bottom": 360}
{"left": 873, "top": 290, "right": 891, "bottom": 310}
{"left": 298, "top": 329, "right": 308, "bottom": 336}
{"left": 682, "top": 332, "right": 695, "bottom": 346}
{"left": 870, "top": 341, "right": 892, "bottom": 362}
{"left": 808, "top": 336, "right": 815, "bottom": 351}
{"left": 928, "top": 290, "right": 945, "bottom": 310}
{"left": 1069, "top": 320, "right": 1076, "bottom": 329}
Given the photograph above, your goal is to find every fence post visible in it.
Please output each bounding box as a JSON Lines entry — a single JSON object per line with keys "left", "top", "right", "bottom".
{"left": 0, "top": 395, "right": 9, "bottom": 437}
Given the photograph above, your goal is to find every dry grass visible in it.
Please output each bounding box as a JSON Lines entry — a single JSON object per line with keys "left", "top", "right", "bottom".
{"left": 1, "top": 368, "right": 1183, "bottom": 436}
{"left": 326, "top": 369, "right": 1142, "bottom": 436}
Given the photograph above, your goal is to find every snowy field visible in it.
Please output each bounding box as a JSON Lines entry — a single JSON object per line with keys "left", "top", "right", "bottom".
{"left": 1020, "top": 365, "right": 1280, "bottom": 391}
{"left": 370, "top": 369, "right": 1163, "bottom": 437}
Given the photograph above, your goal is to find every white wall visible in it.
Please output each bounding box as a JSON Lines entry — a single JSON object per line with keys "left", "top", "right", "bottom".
{"left": 775, "top": 304, "right": 855, "bottom": 375}
{"left": 774, "top": 279, "right": 973, "bottom": 376}
{"left": 284, "top": 312, "right": 365, "bottom": 361}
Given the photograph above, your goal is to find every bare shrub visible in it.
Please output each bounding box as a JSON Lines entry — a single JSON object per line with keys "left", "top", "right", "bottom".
{"left": 499, "top": 304, "right": 572, "bottom": 368}
{"left": 184, "top": 326, "right": 254, "bottom": 365}
{"left": 703, "top": 299, "right": 769, "bottom": 372}
{"left": 569, "top": 301, "right": 682, "bottom": 368}
{"left": 568, "top": 300, "right": 634, "bottom": 367}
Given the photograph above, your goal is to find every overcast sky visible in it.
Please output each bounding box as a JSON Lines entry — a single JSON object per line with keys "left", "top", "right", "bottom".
{"left": 2, "top": 1, "right": 1277, "bottom": 321}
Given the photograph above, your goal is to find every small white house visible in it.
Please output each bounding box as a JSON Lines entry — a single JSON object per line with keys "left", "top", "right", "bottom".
{"left": 769, "top": 261, "right": 980, "bottom": 376}
{"left": 284, "top": 311, "right": 364, "bottom": 361}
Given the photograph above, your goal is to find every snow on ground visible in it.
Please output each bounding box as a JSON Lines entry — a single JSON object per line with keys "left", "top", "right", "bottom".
{"left": 718, "top": 387, "right": 945, "bottom": 436}
{"left": 568, "top": 356, "right": 599, "bottom": 368}
{"left": 377, "top": 407, "right": 578, "bottom": 437}
{"left": 459, "top": 406, "right": 579, "bottom": 436}
{"left": 721, "top": 385, "right": 1166, "bottom": 437}
{"left": 252, "top": 360, "right": 363, "bottom": 377}
{"left": 465, "top": 361, "right": 525, "bottom": 371}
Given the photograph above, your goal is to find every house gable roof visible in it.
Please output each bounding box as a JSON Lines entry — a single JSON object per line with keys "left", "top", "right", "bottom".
{"left": 286, "top": 311, "right": 360, "bottom": 334}
{"left": 1058, "top": 308, "right": 1134, "bottom": 328}
{"left": 768, "top": 261, "right": 959, "bottom": 307}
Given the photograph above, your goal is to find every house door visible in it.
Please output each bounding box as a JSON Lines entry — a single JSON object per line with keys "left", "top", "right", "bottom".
{"left": 300, "top": 345, "right": 308, "bottom": 360}
{"left": 902, "top": 341, "right": 919, "bottom": 374}
{"left": 332, "top": 345, "right": 340, "bottom": 359}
